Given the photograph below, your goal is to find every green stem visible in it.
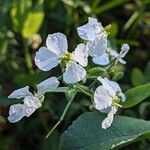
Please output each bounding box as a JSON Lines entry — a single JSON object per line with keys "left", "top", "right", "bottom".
{"left": 57, "top": 75, "right": 62, "bottom": 80}
{"left": 46, "top": 97, "right": 74, "bottom": 138}
{"left": 75, "top": 84, "right": 93, "bottom": 98}
{"left": 87, "top": 75, "right": 98, "bottom": 79}
{"left": 89, "top": 79, "right": 97, "bottom": 89}
{"left": 123, "top": 11, "right": 139, "bottom": 31}
{"left": 105, "top": 58, "right": 118, "bottom": 73}
{"left": 23, "top": 39, "right": 33, "bottom": 73}
{"left": 25, "top": 49, "right": 33, "bottom": 71}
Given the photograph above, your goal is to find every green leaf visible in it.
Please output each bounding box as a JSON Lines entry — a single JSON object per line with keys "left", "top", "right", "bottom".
{"left": 112, "top": 71, "right": 124, "bottom": 81}
{"left": 10, "top": 0, "right": 32, "bottom": 32}
{"left": 59, "top": 112, "right": 150, "bottom": 150}
{"left": 22, "top": 11, "right": 44, "bottom": 38}
{"left": 88, "top": 67, "right": 106, "bottom": 76}
{"left": 122, "top": 83, "right": 150, "bottom": 108}
{"left": 109, "top": 22, "right": 118, "bottom": 37}
{"left": 94, "top": 0, "right": 128, "bottom": 14}
{"left": 131, "top": 68, "right": 145, "bottom": 86}
{"left": 10, "top": 0, "right": 44, "bottom": 38}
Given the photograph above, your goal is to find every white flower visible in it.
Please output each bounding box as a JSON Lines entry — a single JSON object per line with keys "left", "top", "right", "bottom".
{"left": 93, "top": 43, "right": 130, "bottom": 65}
{"left": 77, "top": 17, "right": 108, "bottom": 58}
{"left": 8, "top": 77, "right": 59, "bottom": 123}
{"left": 94, "top": 77, "right": 125, "bottom": 129}
{"left": 34, "top": 33, "right": 88, "bottom": 84}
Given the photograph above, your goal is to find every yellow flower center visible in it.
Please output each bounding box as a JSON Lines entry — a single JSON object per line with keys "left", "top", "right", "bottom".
{"left": 61, "top": 52, "right": 72, "bottom": 64}
{"left": 33, "top": 92, "right": 44, "bottom": 103}
{"left": 112, "top": 97, "right": 122, "bottom": 108}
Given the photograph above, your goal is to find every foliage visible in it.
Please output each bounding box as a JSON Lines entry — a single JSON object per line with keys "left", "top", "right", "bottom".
{"left": 60, "top": 112, "right": 150, "bottom": 150}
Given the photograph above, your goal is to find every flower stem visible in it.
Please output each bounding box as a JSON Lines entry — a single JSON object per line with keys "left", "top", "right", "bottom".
{"left": 57, "top": 75, "right": 62, "bottom": 80}
{"left": 105, "top": 58, "right": 118, "bottom": 74}
{"left": 46, "top": 97, "right": 74, "bottom": 138}
{"left": 75, "top": 84, "right": 93, "bottom": 98}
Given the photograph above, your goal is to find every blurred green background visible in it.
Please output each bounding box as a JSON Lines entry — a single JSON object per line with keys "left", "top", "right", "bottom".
{"left": 0, "top": 0, "right": 150, "bottom": 149}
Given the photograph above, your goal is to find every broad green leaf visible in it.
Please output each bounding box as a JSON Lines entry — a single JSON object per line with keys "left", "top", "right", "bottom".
{"left": 59, "top": 112, "right": 150, "bottom": 150}
{"left": 122, "top": 83, "right": 150, "bottom": 108}
{"left": 131, "top": 68, "right": 145, "bottom": 86}
{"left": 22, "top": 11, "right": 44, "bottom": 38}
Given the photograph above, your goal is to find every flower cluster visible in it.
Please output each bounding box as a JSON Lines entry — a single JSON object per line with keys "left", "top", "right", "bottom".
{"left": 8, "top": 17, "right": 130, "bottom": 130}
{"left": 8, "top": 77, "right": 59, "bottom": 123}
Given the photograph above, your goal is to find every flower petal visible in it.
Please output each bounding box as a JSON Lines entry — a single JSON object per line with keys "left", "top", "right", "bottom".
{"left": 120, "top": 43, "right": 129, "bottom": 58}
{"left": 119, "top": 58, "right": 126, "bottom": 64}
{"left": 63, "top": 62, "right": 86, "bottom": 84}
{"left": 92, "top": 53, "right": 109, "bottom": 65}
{"left": 34, "top": 46, "right": 60, "bottom": 71}
{"left": 97, "top": 77, "right": 116, "bottom": 97}
{"left": 87, "top": 33, "right": 107, "bottom": 57}
{"left": 37, "top": 77, "right": 60, "bottom": 95}
{"left": 98, "top": 77, "right": 126, "bottom": 103}
{"left": 23, "top": 96, "right": 41, "bottom": 109}
{"left": 77, "top": 17, "right": 103, "bottom": 41}
{"left": 46, "top": 32, "right": 68, "bottom": 57}
{"left": 109, "top": 49, "right": 119, "bottom": 57}
{"left": 8, "top": 86, "right": 32, "bottom": 99}
{"left": 72, "top": 43, "right": 89, "bottom": 67}
{"left": 94, "top": 86, "right": 112, "bottom": 111}
{"left": 119, "top": 92, "right": 126, "bottom": 102}
{"left": 23, "top": 96, "right": 41, "bottom": 117}
{"left": 8, "top": 104, "right": 25, "bottom": 123}
{"left": 102, "top": 106, "right": 117, "bottom": 129}
{"left": 104, "top": 78, "right": 121, "bottom": 92}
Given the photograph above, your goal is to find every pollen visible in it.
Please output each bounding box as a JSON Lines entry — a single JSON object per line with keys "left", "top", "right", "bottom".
{"left": 61, "top": 52, "right": 72, "bottom": 64}
{"left": 112, "top": 97, "right": 122, "bottom": 108}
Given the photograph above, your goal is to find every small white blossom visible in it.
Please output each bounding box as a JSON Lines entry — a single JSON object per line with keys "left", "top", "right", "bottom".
{"left": 110, "top": 43, "right": 130, "bottom": 64}
{"left": 77, "top": 17, "right": 108, "bottom": 59}
{"left": 93, "top": 43, "right": 130, "bottom": 65}
{"left": 94, "top": 77, "right": 125, "bottom": 129}
{"left": 35, "top": 33, "right": 88, "bottom": 84}
{"left": 8, "top": 77, "right": 59, "bottom": 123}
